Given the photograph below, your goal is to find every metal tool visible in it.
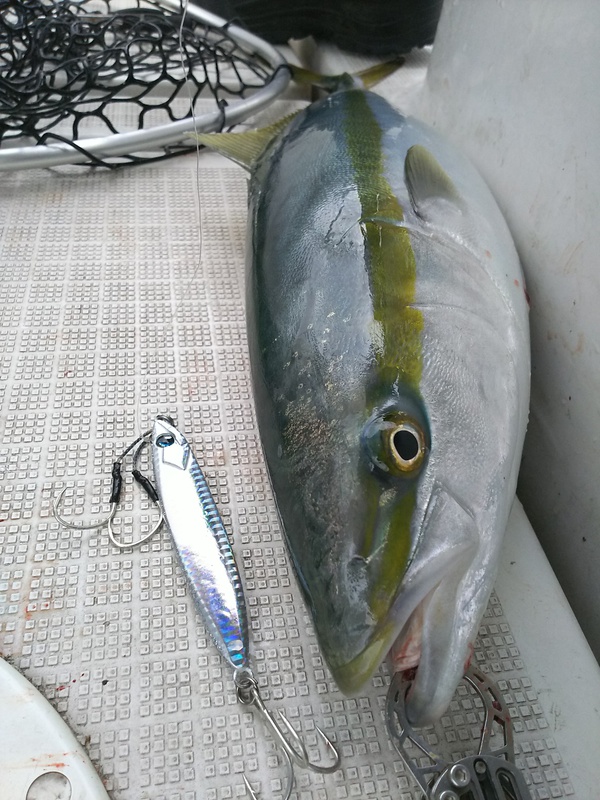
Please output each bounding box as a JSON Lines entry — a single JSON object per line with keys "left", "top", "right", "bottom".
{"left": 386, "top": 665, "right": 533, "bottom": 800}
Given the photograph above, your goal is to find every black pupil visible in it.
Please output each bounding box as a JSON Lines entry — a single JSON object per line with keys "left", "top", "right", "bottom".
{"left": 393, "top": 429, "right": 419, "bottom": 462}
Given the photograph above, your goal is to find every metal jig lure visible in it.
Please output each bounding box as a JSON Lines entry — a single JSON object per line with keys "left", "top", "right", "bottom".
{"left": 54, "top": 415, "right": 341, "bottom": 799}
{"left": 386, "top": 665, "right": 532, "bottom": 800}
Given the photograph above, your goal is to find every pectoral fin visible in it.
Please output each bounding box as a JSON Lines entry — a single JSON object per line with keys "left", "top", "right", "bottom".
{"left": 404, "top": 144, "right": 481, "bottom": 253}
{"left": 194, "top": 112, "right": 299, "bottom": 170}
{"left": 404, "top": 144, "right": 465, "bottom": 215}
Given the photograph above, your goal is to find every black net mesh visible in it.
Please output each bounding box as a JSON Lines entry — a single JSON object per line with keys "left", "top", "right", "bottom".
{"left": 0, "top": 0, "right": 279, "bottom": 166}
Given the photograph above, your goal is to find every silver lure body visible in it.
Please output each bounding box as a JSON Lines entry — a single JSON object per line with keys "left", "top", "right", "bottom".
{"left": 151, "top": 417, "right": 248, "bottom": 671}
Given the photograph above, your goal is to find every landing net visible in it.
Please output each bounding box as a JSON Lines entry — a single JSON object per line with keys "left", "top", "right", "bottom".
{"left": 0, "top": 0, "right": 289, "bottom": 168}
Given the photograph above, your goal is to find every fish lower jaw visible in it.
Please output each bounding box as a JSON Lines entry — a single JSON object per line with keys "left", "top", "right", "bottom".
{"left": 329, "top": 598, "right": 427, "bottom": 695}
{"left": 389, "top": 574, "right": 471, "bottom": 726}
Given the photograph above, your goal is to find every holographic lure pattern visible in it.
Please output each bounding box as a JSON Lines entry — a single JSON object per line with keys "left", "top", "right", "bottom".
{"left": 151, "top": 417, "right": 248, "bottom": 670}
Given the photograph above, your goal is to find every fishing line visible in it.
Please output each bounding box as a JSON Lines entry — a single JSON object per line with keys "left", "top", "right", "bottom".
{"left": 173, "top": 0, "right": 205, "bottom": 319}
{"left": 136, "top": 0, "right": 205, "bottom": 422}
{"left": 133, "top": 0, "right": 202, "bottom": 463}
{"left": 131, "top": 0, "right": 206, "bottom": 452}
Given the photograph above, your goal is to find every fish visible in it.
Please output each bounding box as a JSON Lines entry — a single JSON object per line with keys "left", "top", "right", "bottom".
{"left": 197, "top": 69, "right": 530, "bottom": 725}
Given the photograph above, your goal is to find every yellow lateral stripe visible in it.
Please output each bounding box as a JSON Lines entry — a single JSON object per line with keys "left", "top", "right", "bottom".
{"left": 369, "top": 487, "right": 415, "bottom": 619}
{"left": 342, "top": 91, "right": 423, "bottom": 600}
{"left": 343, "top": 91, "right": 423, "bottom": 391}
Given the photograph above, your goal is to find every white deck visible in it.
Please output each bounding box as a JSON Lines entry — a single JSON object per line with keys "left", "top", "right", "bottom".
{"left": 0, "top": 43, "right": 598, "bottom": 800}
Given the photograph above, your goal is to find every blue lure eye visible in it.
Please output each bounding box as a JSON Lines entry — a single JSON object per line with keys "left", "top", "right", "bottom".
{"left": 156, "top": 433, "right": 175, "bottom": 448}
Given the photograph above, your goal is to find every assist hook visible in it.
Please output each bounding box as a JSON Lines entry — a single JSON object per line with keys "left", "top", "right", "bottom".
{"left": 53, "top": 430, "right": 163, "bottom": 547}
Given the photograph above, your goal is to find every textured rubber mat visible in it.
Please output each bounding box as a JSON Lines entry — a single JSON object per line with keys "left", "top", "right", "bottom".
{"left": 0, "top": 157, "right": 575, "bottom": 800}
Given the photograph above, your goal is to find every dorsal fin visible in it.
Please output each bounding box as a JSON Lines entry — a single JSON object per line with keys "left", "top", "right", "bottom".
{"left": 404, "top": 144, "right": 464, "bottom": 215}
{"left": 194, "top": 112, "right": 299, "bottom": 170}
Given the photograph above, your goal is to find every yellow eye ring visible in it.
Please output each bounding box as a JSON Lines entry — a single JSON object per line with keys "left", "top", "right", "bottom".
{"left": 362, "top": 409, "right": 428, "bottom": 478}
{"left": 384, "top": 419, "right": 426, "bottom": 474}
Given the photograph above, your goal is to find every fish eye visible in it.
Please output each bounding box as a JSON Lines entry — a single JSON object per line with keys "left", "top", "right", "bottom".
{"left": 387, "top": 421, "right": 425, "bottom": 472}
{"left": 156, "top": 433, "right": 175, "bottom": 448}
{"left": 363, "top": 410, "right": 427, "bottom": 477}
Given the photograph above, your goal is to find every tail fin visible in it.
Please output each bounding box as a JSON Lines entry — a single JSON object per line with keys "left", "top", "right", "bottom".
{"left": 290, "top": 57, "right": 405, "bottom": 93}
{"left": 194, "top": 58, "right": 405, "bottom": 169}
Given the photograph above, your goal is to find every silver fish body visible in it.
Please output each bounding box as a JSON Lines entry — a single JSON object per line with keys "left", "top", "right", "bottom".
{"left": 151, "top": 416, "right": 248, "bottom": 671}
{"left": 199, "top": 88, "right": 530, "bottom": 725}
{"left": 247, "top": 92, "right": 529, "bottom": 724}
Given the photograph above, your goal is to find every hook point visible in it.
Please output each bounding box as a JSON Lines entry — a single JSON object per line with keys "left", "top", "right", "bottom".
{"left": 242, "top": 746, "right": 293, "bottom": 800}
{"left": 312, "top": 724, "right": 342, "bottom": 773}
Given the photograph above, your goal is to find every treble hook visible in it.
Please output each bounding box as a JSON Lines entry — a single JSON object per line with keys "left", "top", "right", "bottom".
{"left": 235, "top": 669, "right": 341, "bottom": 798}
{"left": 53, "top": 430, "right": 163, "bottom": 546}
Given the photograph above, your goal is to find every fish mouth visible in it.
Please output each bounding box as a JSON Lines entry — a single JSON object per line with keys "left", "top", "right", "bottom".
{"left": 332, "top": 482, "right": 478, "bottom": 724}
{"left": 403, "top": 575, "right": 474, "bottom": 726}
{"left": 387, "top": 569, "right": 474, "bottom": 728}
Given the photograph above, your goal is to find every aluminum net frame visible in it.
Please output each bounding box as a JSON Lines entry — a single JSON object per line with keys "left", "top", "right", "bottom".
{"left": 0, "top": 0, "right": 289, "bottom": 169}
